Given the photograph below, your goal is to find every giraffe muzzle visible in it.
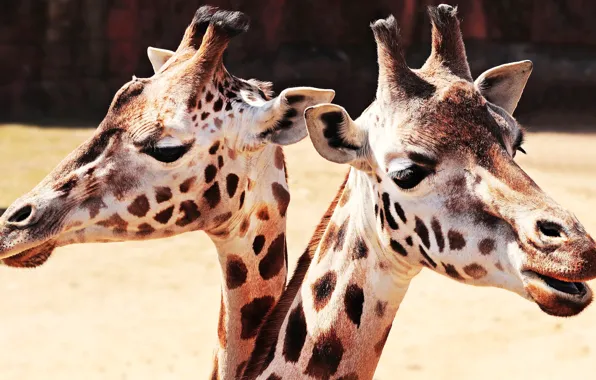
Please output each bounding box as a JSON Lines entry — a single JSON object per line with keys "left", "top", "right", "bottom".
{"left": 0, "top": 200, "right": 60, "bottom": 267}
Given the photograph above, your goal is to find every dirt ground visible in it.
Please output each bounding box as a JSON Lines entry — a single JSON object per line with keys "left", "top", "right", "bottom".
{"left": 1, "top": 124, "right": 596, "bottom": 379}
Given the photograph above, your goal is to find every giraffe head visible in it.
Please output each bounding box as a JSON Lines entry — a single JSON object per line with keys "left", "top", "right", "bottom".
{"left": 0, "top": 7, "right": 334, "bottom": 268}
{"left": 305, "top": 5, "right": 596, "bottom": 317}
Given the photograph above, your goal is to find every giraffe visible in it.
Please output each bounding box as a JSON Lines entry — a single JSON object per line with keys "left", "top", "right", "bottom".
{"left": 243, "top": 5, "right": 596, "bottom": 379}
{"left": 0, "top": 7, "right": 334, "bottom": 380}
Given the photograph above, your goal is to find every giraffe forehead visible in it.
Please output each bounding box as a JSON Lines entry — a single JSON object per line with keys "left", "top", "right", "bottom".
{"left": 373, "top": 75, "right": 514, "bottom": 158}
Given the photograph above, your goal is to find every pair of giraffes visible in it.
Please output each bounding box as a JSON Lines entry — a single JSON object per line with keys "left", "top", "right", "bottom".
{"left": 1, "top": 4, "right": 596, "bottom": 380}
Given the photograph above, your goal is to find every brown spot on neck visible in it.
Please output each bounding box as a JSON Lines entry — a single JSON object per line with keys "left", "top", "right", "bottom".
{"left": 394, "top": 201, "right": 407, "bottom": 223}
{"left": 258, "top": 233, "right": 286, "bottom": 280}
{"left": 351, "top": 236, "right": 369, "bottom": 260}
{"left": 155, "top": 186, "right": 172, "bottom": 203}
{"left": 97, "top": 213, "right": 128, "bottom": 233}
{"left": 256, "top": 205, "right": 270, "bottom": 221}
{"left": 203, "top": 182, "right": 221, "bottom": 209}
{"left": 479, "top": 238, "right": 495, "bottom": 255}
{"left": 240, "top": 296, "right": 275, "bottom": 340}
{"left": 154, "top": 206, "right": 174, "bottom": 224}
{"left": 442, "top": 262, "right": 464, "bottom": 280}
{"left": 253, "top": 235, "right": 266, "bottom": 255}
{"left": 179, "top": 176, "right": 197, "bottom": 193}
{"left": 271, "top": 183, "right": 290, "bottom": 217}
{"left": 127, "top": 195, "right": 150, "bottom": 217}
{"left": 226, "top": 255, "right": 248, "bottom": 289}
{"left": 344, "top": 283, "right": 365, "bottom": 327}
{"left": 312, "top": 271, "right": 337, "bottom": 312}
{"left": 414, "top": 217, "right": 431, "bottom": 249}
{"left": 274, "top": 147, "right": 285, "bottom": 171}
{"left": 318, "top": 221, "right": 338, "bottom": 263}
{"left": 226, "top": 173, "right": 239, "bottom": 197}
{"left": 390, "top": 239, "right": 408, "bottom": 256}
{"left": 305, "top": 329, "right": 344, "bottom": 379}
{"left": 448, "top": 229, "right": 466, "bottom": 250}
{"left": 463, "top": 263, "right": 488, "bottom": 279}
{"left": 205, "top": 165, "right": 217, "bottom": 183}
{"left": 382, "top": 193, "right": 399, "bottom": 230}
{"left": 282, "top": 302, "right": 307, "bottom": 363}
{"left": 239, "top": 217, "right": 250, "bottom": 237}
{"left": 209, "top": 141, "right": 221, "bottom": 154}
{"left": 176, "top": 200, "right": 201, "bottom": 227}
{"left": 82, "top": 197, "right": 106, "bottom": 219}
{"left": 375, "top": 300, "right": 388, "bottom": 317}
{"left": 334, "top": 217, "right": 350, "bottom": 251}
{"left": 431, "top": 217, "right": 445, "bottom": 252}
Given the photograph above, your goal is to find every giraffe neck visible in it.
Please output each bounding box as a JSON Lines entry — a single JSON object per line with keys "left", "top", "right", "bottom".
{"left": 244, "top": 168, "right": 421, "bottom": 379}
{"left": 210, "top": 144, "right": 289, "bottom": 379}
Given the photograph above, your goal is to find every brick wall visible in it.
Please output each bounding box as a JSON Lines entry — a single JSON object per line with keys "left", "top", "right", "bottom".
{"left": 1, "top": 0, "right": 595, "bottom": 121}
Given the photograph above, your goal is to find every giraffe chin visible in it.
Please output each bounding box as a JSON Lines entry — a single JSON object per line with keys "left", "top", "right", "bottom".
{"left": 2, "top": 241, "right": 56, "bottom": 268}
{"left": 522, "top": 271, "right": 593, "bottom": 317}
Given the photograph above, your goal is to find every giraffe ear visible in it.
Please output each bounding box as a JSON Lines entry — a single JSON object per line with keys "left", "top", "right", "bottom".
{"left": 256, "top": 87, "right": 335, "bottom": 146}
{"left": 304, "top": 104, "right": 366, "bottom": 165}
{"left": 475, "top": 60, "right": 533, "bottom": 114}
{"left": 147, "top": 47, "right": 175, "bottom": 73}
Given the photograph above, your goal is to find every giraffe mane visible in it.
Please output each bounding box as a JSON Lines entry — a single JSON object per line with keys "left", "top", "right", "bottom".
{"left": 246, "top": 78, "right": 275, "bottom": 100}
{"left": 242, "top": 172, "right": 350, "bottom": 378}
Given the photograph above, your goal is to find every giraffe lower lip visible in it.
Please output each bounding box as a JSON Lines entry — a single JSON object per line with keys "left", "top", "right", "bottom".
{"left": 522, "top": 270, "right": 593, "bottom": 317}
{"left": 2, "top": 242, "right": 55, "bottom": 268}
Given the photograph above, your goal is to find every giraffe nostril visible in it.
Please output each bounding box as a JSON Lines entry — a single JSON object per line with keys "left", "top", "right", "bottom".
{"left": 7, "top": 205, "right": 33, "bottom": 224}
{"left": 537, "top": 220, "right": 565, "bottom": 239}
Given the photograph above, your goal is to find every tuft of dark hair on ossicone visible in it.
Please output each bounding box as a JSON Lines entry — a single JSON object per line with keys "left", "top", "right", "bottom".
{"left": 210, "top": 9, "right": 251, "bottom": 38}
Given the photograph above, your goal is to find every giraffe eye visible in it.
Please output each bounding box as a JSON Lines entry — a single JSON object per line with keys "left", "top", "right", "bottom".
{"left": 142, "top": 145, "right": 190, "bottom": 163}
{"left": 390, "top": 165, "right": 432, "bottom": 190}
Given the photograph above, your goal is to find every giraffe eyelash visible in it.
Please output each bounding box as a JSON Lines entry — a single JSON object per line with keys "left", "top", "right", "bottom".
{"left": 512, "top": 131, "right": 526, "bottom": 157}
{"left": 141, "top": 144, "right": 191, "bottom": 163}
{"left": 389, "top": 165, "right": 433, "bottom": 190}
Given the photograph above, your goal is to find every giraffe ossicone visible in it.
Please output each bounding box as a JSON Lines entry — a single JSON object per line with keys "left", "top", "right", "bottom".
{"left": 244, "top": 4, "right": 596, "bottom": 379}
{"left": 0, "top": 6, "right": 334, "bottom": 380}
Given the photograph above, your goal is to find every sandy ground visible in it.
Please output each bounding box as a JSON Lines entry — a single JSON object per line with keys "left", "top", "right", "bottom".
{"left": 1, "top": 125, "right": 596, "bottom": 379}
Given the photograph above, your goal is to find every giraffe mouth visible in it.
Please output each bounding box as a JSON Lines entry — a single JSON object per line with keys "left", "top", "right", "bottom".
{"left": 522, "top": 270, "right": 592, "bottom": 317}
{"left": 1, "top": 241, "right": 56, "bottom": 268}
{"left": 536, "top": 274, "right": 587, "bottom": 295}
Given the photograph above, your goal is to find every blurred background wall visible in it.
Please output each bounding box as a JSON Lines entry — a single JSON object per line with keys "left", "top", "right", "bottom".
{"left": 1, "top": 0, "right": 595, "bottom": 123}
